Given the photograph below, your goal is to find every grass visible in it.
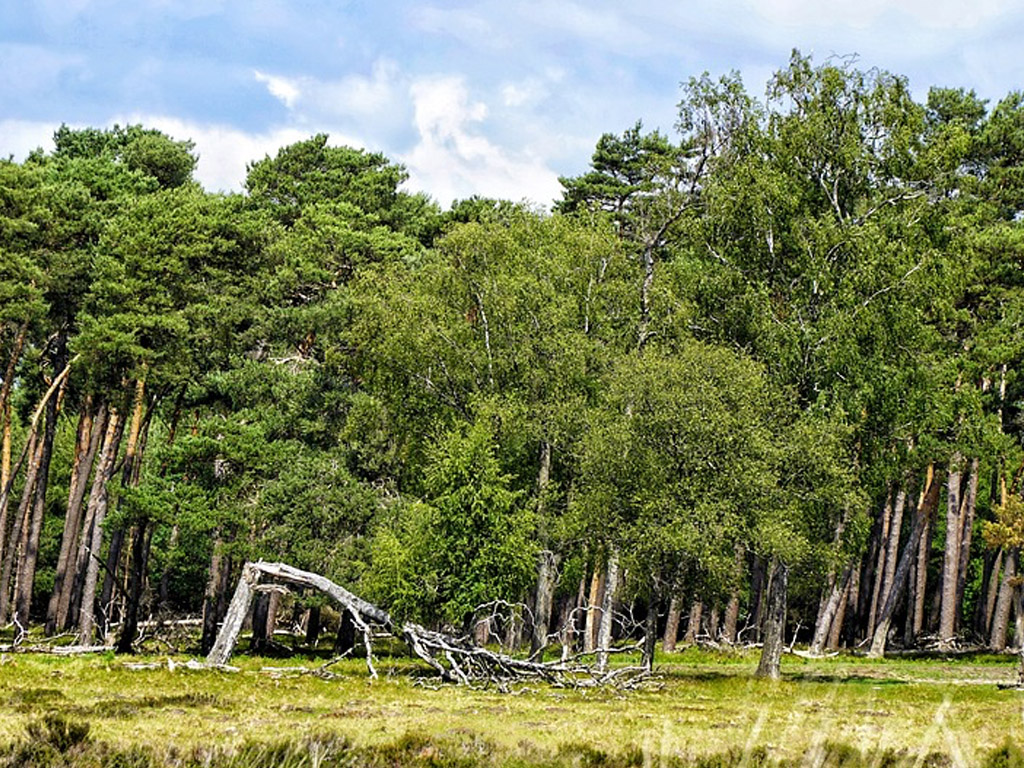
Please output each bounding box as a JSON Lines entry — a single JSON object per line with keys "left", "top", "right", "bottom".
{"left": 1, "top": 646, "right": 1023, "bottom": 766}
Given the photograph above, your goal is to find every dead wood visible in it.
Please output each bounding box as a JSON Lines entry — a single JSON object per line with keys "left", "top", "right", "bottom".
{"left": 206, "top": 560, "right": 651, "bottom": 689}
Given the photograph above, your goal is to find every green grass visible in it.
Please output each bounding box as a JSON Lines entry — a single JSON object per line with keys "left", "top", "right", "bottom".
{"left": 0, "top": 647, "right": 1022, "bottom": 766}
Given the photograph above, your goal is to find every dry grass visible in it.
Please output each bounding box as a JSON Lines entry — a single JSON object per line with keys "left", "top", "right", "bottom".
{"left": 0, "top": 646, "right": 1022, "bottom": 766}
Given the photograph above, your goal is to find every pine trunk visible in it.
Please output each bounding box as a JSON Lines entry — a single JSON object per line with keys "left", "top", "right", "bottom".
{"left": 200, "top": 534, "right": 226, "bottom": 655}
{"left": 867, "top": 488, "right": 893, "bottom": 636}
{"left": 810, "top": 564, "right": 851, "bottom": 655}
{"left": 0, "top": 322, "right": 28, "bottom": 497}
{"left": 939, "top": 459, "right": 963, "bottom": 649}
{"left": 14, "top": 336, "right": 68, "bottom": 626}
{"left": 983, "top": 550, "right": 1003, "bottom": 638}
{"left": 955, "top": 458, "right": 980, "bottom": 625}
{"left": 76, "top": 407, "right": 125, "bottom": 644}
{"left": 912, "top": 466, "right": 935, "bottom": 640}
{"left": 529, "top": 550, "right": 559, "bottom": 658}
{"left": 0, "top": 434, "right": 43, "bottom": 624}
{"left": 46, "top": 400, "right": 105, "bottom": 634}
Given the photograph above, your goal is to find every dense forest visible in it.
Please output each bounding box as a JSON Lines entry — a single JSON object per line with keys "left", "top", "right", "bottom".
{"left": 3, "top": 52, "right": 1024, "bottom": 679}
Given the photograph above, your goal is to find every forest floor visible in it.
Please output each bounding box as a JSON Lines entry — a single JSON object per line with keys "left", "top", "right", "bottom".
{"left": 0, "top": 645, "right": 1023, "bottom": 767}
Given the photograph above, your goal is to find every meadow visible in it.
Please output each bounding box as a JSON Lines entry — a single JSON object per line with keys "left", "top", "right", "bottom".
{"left": 1, "top": 648, "right": 1023, "bottom": 767}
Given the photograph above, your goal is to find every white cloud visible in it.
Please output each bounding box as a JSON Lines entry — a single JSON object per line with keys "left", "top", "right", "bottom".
{"left": 254, "top": 70, "right": 301, "bottom": 109}
{"left": 401, "top": 76, "right": 561, "bottom": 207}
{"left": 744, "top": 0, "right": 1016, "bottom": 29}
{"left": 0, "top": 120, "right": 59, "bottom": 159}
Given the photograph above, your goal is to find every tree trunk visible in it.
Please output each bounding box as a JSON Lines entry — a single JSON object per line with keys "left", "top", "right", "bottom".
{"left": 596, "top": 551, "right": 619, "bottom": 671}
{"left": 707, "top": 605, "right": 720, "bottom": 643}
{"left": 662, "top": 595, "right": 681, "bottom": 652}
{"left": 810, "top": 564, "right": 851, "bottom": 655}
{"left": 530, "top": 550, "right": 559, "bottom": 658}
{"left": 66, "top": 408, "right": 124, "bottom": 632}
{"left": 867, "top": 488, "right": 893, "bottom": 636}
{"left": 723, "top": 544, "right": 744, "bottom": 644}
{"left": 642, "top": 594, "right": 658, "bottom": 671}
{"left": 827, "top": 576, "right": 851, "bottom": 651}
{"left": 955, "top": 458, "right": 980, "bottom": 625}
{"left": 749, "top": 554, "right": 766, "bottom": 643}
{"left": 584, "top": 567, "right": 603, "bottom": 653}
{"left": 46, "top": 400, "right": 105, "bottom": 635}
{"left": 0, "top": 322, "right": 28, "bottom": 497}
{"left": 200, "top": 534, "right": 226, "bottom": 655}
{"left": 756, "top": 559, "right": 788, "bottom": 680}
{"left": 912, "top": 465, "right": 935, "bottom": 641}
{"left": 879, "top": 487, "right": 907, "bottom": 614}
{"left": 990, "top": 548, "right": 1017, "bottom": 652}
{"left": 99, "top": 378, "right": 147, "bottom": 633}
{"left": 157, "top": 524, "right": 180, "bottom": 611}
{"left": 0, "top": 434, "right": 43, "bottom": 624}
{"left": 305, "top": 605, "right": 321, "bottom": 646}
{"left": 939, "top": 459, "right": 963, "bottom": 650}
{"left": 683, "top": 600, "right": 703, "bottom": 644}
{"left": 867, "top": 471, "right": 938, "bottom": 658}
{"left": 335, "top": 608, "right": 356, "bottom": 654}
{"left": 983, "top": 550, "right": 1004, "bottom": 638}
{"left": 116, "top": 521, "right": 152, "bottom": 653}
{"left": 14, "top": 335, "right": 68, "bottom": 627}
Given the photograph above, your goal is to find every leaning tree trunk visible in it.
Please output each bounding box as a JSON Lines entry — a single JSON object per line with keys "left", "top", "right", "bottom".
{"left": 990, "top": 548, "right": 1017, "bottom": 651}
{"left": 76, "top": 406, "right": 125, "bottom": 644}
{"left": 46, "top": 400, "right": 105, "bottom": 635}
{"left": 911, "top": 465, "right": 935, "bottom": 641}
{"left": 200, "top": 533, "right": 226, "bottom": 655}
{"left": 867, "top": 488, "right": 894, "bottom": 636}
{"left": 0, "top": 321, "right": 28, "bottom": 498}
{"left": 810, "top": 564, "right": 852, "bottom": 655}
{"left": 867, "top": 472, "right": 938, "bottom": 658}
{"left": 14, "top": 335, "right": 68, "bottom": 627}
{"left": 0, "top": 435, "right": 43, "bottom": 624}
{"left": 723, "top": 543, "right": 744, "bottom": 644}
{"left": 756, "top": 559, "right": 788, "bottom": 680}
{"left": 982, "top": 550, "right": 1004, "bottom": 638}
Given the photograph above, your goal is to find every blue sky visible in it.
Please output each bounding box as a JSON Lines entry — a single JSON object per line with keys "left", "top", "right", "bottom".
{"left": 2, "top": 1, "right": 1023, "bottom": 207}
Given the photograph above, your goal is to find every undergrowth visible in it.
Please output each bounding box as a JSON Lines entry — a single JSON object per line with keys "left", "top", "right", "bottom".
{"left": 2, "top": 716, "right": 1023, "bottom": 768}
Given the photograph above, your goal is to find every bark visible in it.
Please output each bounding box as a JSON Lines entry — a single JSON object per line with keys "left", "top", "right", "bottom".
{"left": 827, "top": 576, "right": 851, "bottom": 651}
{"left": 867, "top": 488, "right": 893, "bottom": 636}
{"left": 845, "top": 560, "right": 861, "bottom": 648}
{"left": 707, "top": 605, "right": 720, "bottom": 642}
{"left": 0, "top": 322, "right": 28, "bottom": 496}
{"left": 157, "top": 524, "right": 180, "bottom": 611}
{"left": 584, "top": 567, "right": 603, "bottom": 653}
{"left": 880, "top": 488, "right": 907, "bottom": 615}
{"left": 939, "top": 458, "right": 963, "bottom": 649}
{"left": 810, "top": 564, "right": 852, "bottom": 655}
{"left": 955, "top": 458, "right": 980, "bottom": 625}
{"left": 683, "top": 599, "right": 703, "bottom": 644}
{"left": 0, "top": 434, "right": 43, "bottom": 624}
{"left": 642, "top": 594, "right": 658, "bottom": 671}
{"left": 662, "top": 595, "right": 682, "bottom": 652}
{"left": 749, "top": 554, "right": 766, "bottom": 643}
{"left": 596, "top": 550, "right": 619, "bottom": 671}
{"left": 529, "top": 550, "right": 559, "bottom": 658}
{"left": 334, "top": 607, "right": 356, "bottom": 654}
{"left": 200, "top": 533, "right": 226, "bottom": 655}
{"left": 115, "top": 521, "right": 152, "bottom": 653}
{"left": 983, "top": 550, "right": 1004, "bottom": 638}
{"left": 99, "top": 378, "right": 147, "bottom": 630}
{"left": 305, "top": 605, "right": 321, "bottom": 646}
{"left": 868, "top": 471, "right": 939, "bottom": 658}
{"left": 990, "top": 548, "right": 1017, "bottom": 652}
{"left": 75, "top": 405, "right": 125, "bottom": 644}
{"left": 723, "top": 543, "right": 744, "bottom": 644}
{"left": 912, "top": 465, "right": 935, "bottom": 640}
{"left": 756, "top": 559, "right": 788, "bottom": 680}
{"left": 46, "top": 400, "right": 105, "bottom": 635}
{"left": 14, "top": 335, "right": 68, "bottom": 626}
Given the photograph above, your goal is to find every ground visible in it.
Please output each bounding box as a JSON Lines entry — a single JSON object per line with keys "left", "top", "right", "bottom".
{"left": 1, "top": 647, "right": 1022, "bottom": 766}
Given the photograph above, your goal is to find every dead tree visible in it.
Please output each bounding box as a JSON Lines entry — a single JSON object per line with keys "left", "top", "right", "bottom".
{"left": 207, "top": 561, "right": 649, "bottom": 689}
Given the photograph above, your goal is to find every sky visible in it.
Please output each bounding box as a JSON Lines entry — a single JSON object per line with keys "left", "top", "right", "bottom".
{"left": 2, "top": 1, "right": 1023, "bottom": 208}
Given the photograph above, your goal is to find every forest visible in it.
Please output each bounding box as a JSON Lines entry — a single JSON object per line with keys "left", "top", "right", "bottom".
{"left": 2, "top": 51, "right": 1024, "bottom": 684}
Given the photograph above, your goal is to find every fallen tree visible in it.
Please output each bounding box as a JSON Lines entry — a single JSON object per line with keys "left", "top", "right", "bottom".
{"left": 206, "top": 561, "right": 649, "bottom": 689}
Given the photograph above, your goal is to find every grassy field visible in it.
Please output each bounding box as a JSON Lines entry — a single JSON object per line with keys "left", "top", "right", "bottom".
{"left": 1, "top": 646, "right": 1023, "bottom": 766}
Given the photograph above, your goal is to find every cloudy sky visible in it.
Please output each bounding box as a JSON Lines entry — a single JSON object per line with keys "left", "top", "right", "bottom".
{"left": 2, "top": 1, "right": 1023, "bottom": 207}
